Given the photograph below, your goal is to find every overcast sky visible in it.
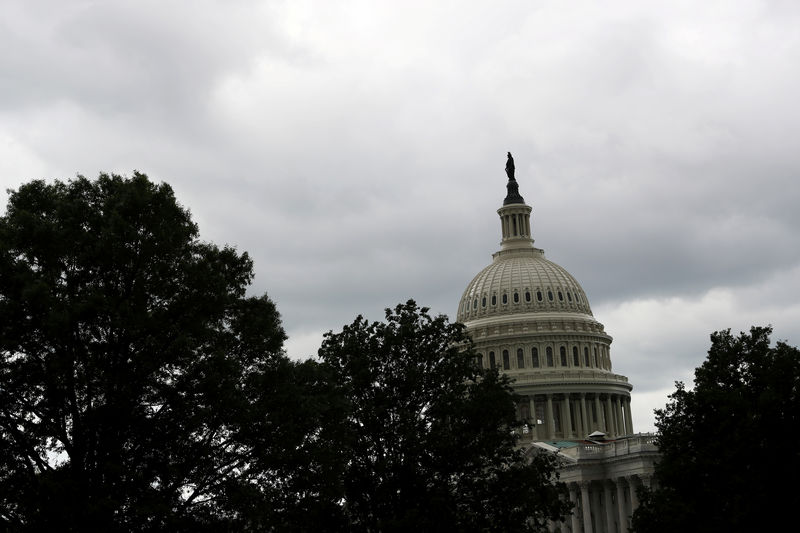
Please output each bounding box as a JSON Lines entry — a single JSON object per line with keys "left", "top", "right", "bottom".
{"left": 3, "top": 0, "right": 799, "bottom": 432}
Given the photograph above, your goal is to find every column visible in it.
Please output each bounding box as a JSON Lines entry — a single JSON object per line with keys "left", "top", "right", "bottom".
{"left": 628, "top": 476, "right": 640, "bottom": 518}
{"left": 624, "top": 397, "right": 634, "bottom": 435}
{"left": 605, "top": 395, "right": 615, "bottom": 437}
{"left": 594, "top": 395, "right": 603, "bottom": 435}
{"left": 580, "top": 393, "right": 589, "bottom": 439}
{"left": 616, "top": 478, "right": 628, "bottom": 533}
{"left": 546, "top": 394, "right": 555, "bottom": 440}
{"left": 580, "top": 482, "right": 593, "bottom": 533}
{"left": 529, "top": 395, "right": 540, "bottom": 440}
{"left": 563, "top": 394, "right": 574, "bottom": 438}
{"left": 618, "top": 396, "right": 626, "bottom": 435}
{"left": 569, "top": 485, "right": 581, "bottom": 533}
{"left": 604, "top": 481, "right": 615, "bottom": 533}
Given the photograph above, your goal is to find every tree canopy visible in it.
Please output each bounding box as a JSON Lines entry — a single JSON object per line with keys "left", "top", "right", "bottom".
{"left": 0, "top": 173, "right": 334, "bottom": 531}
{"left": 317, "top": 300, "right": 570, "bottom": 532}
{"left": 0, "top": 173, "right": 572, "bottom": 531}
{"left": 632, "top": 326, "right": 800, "bottom": 532}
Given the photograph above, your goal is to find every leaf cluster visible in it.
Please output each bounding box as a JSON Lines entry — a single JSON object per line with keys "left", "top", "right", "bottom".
{"left": 632, "top": 326, "right": 800, "bottom": 532}
{"left": 318, "top": 300, "right": 570, "bottom": 532}
{"left": 0, "top": 174, "right": 327, "bottom": 530}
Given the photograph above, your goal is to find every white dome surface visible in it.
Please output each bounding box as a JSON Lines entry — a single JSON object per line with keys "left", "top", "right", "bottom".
{"left": 457, "top": 247, "right": 592, "bottom": 323}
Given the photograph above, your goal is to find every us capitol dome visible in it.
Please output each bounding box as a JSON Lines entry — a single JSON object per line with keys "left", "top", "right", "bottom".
{"left": 457, "top": 155, "right": 633, "bottom": 442}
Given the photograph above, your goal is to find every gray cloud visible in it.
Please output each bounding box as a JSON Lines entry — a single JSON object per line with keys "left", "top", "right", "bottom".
{"left": 2, "top": 0, "right": 800, "bottom": 431}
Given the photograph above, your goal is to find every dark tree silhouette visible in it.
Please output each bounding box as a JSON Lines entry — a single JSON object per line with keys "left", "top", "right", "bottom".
{"left": 632, "top": 326, "right": 800, "bottom": 532}
{"left": 0, "top": 173, "right": 335, "bottom": 531}
{"left": 318, "top": 301, "right": 571, "bottom": 532}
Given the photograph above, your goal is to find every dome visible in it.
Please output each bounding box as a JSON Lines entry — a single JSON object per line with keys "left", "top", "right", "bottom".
{"left": 453, "top": 156, "right": 633, "bottom": 442}
{"left": 457, "top": 247, "right": 592, "bottom": 323}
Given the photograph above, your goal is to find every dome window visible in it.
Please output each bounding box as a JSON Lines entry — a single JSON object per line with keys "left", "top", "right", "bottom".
{"left": 481, "top": 296, "right": 486, "bottom": 308}
{"left": 547, "top": 290, "right": 554, "bottom": 301}
{"left": 536, "top": 290, "right": 543, "bottom": 302}
{"left": 525, "top": 291, "right": 531, "bottom": 302}
{"left": 502, "top": 350, "right": 510, "bottom": 370}
{"left": 572, "top": 346, "right": 579, "bottom": 366}
{"left": 546, "top": 347, "right": 554, "bottom": 367}
{"left": 559, "top": 346, "right": 567, "bottom": 366}
{"left": 489, "top": 351, "right": 496, "bottom": 369}
{"left": 532, "top": 347, "right": 540, "bottom": 367}
{"left": 473, "top": 298, "right": 478, "bottom": 310}
{"left": 477, "top": 353, "right": 484, "bottom": 368}
{"left": 513, "top": 292, "right": 519, "bottom": 303}
{"left": 557, "top": 291, "right": 564, "bottom": 301}
{"left": 584, "top": 347, "right": 590, "bottom": 367}
{"left": 502, "top": 294, "right": 508, "bottom": 304}
{"left": 491, "top": 295, "right": 497, "bottom": 306}
{"left": 517, "top": 348, "right": 524, "bottom": 369}
{"left": 567, "top": 292, "right": 572, "bottom": 302}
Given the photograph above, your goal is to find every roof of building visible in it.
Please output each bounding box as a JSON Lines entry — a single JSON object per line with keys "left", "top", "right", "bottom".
{"left": 457, "top": 248, "right": 593, "bottom": 322}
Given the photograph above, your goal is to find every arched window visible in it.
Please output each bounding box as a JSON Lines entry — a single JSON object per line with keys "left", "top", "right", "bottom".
{"left": 473, "top": 298, "right": 477, "bottom": 310}
{"left": 477, "top": 353, "right": 484, "bottom": 368}
{"left": 593, "top": 347, "right": 598, "bottom": 367}
{"left": 491, "top": 295, "right": 497, "bottom": 305}
{"left": 546, "top": 347, "right": 554, "bottom": 367}
{"left": 481, "top": 296, "right": 486, "bottom": 307}
{"left": 560, "top": 346, "right": 567, "bottom": 366}
{"left": 525, "top": 291, "right": 531, "bottom": 302}
{"left": 557, "top": 291, "right": 564, "bottom": 301}
{"left": 502, "top": 294, "right": 508, "bottom": 304}
{"left": 584, "top": 347, "right": 590, "bottom": 367}
{"left": 567, "top": 292, "right": 572, "bottom": 302}
{"left": 513, "top": 292, "right": 519, "bottom": 303}
{"left": 517, "top": 348, "right": 524, "bottom": 369}
{"left": 532, "top": 347, "right": 540, "bottom": 367}
{"left": 502, "top": 350, "right": 510, "bottom": 370}
{"left": 572, "top": 346, "right": 579, "bottom": 366}
{"left": 536, "top": 290, "right": 543, "bottom": 302}
{"left": 547, "top": 290, "right": 554, "bottom": 301}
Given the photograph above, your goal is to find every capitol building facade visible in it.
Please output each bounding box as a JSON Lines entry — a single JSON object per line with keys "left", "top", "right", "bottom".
{"left": 456, "top": 159, "right": 658, "bottom": 533}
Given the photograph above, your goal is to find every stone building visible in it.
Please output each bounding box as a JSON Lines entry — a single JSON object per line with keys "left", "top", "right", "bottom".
{"left": 456, "top": 160, "right": 658, "bottom": 532}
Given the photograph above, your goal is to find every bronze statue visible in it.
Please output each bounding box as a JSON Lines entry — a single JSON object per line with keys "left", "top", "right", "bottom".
{"left": 502, "top": 151, "right": 524, "bottom": 205}
{"left": 505, "top": 152, "right": 515, "bottom": 180}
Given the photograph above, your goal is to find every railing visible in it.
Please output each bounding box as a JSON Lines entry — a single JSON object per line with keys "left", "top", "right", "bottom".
{"left": 511, "top": 370, "right": 630, "bottom": 384}
{"left": 565, "top": 434, "right": 658, "bottom": 459}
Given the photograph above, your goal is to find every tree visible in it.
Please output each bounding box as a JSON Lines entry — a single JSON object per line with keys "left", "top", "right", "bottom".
{"left": 0, "top": 173, "right": 332, "bottom": 531}
{"left": 632, "top": 326, "right": 800, "bottom": 532}
{"left": 317, "top": 300, "right": 571, "bottom": 532}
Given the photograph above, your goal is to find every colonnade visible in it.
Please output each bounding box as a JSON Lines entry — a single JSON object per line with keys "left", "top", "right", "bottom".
{"left": 500, "top": 207, "right": 531, "bottom": 240}
{"left": 523, "top": 392, "right": 632, "bottom": 441}
{"left": 551, "top": 476, "right": 652, "bottom": 533}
